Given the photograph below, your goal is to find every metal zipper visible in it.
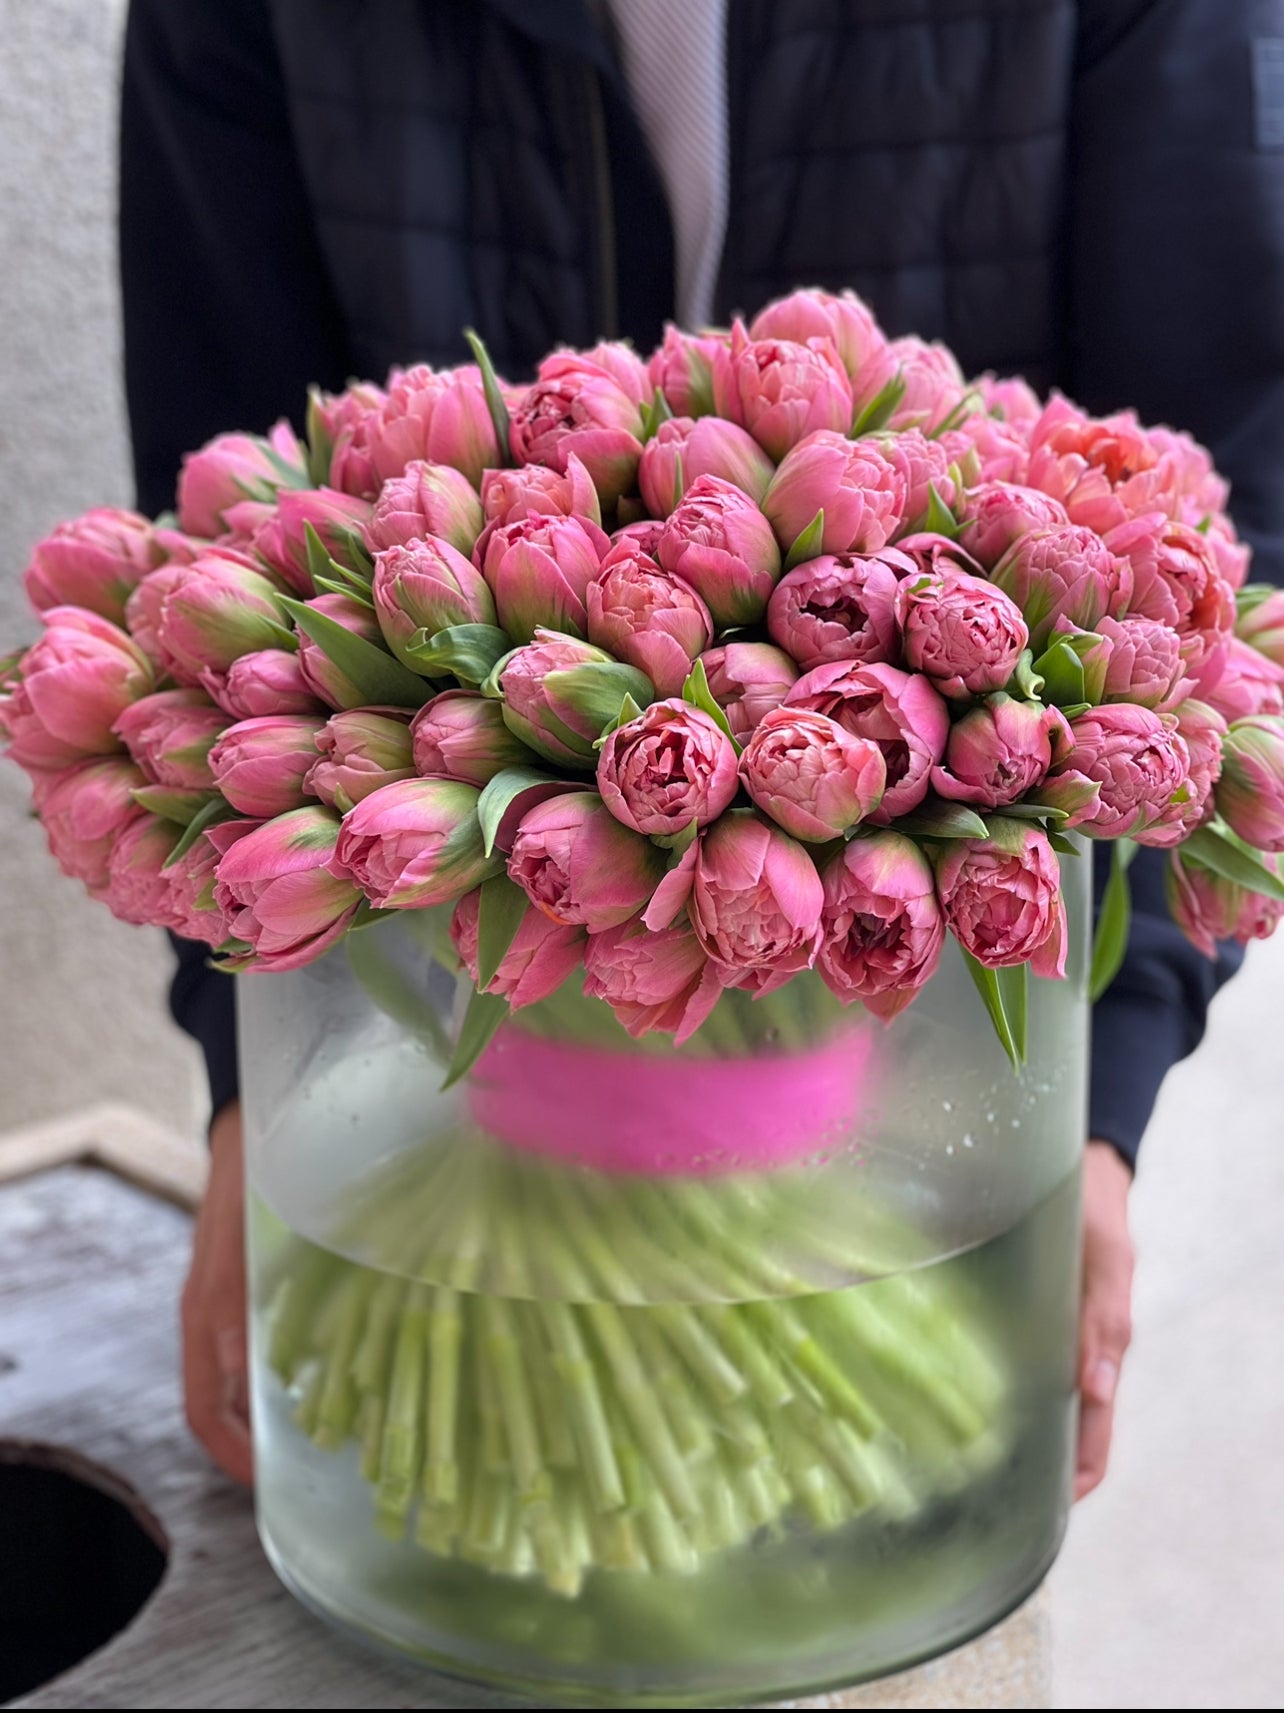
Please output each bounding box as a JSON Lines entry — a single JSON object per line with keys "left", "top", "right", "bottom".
{"left": 583, "top": 65, "right": 619, "bottom": 340}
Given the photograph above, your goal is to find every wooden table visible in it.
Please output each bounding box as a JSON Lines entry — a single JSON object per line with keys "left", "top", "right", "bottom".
{"left": 0, "top": 1127, "right": 1050, "bottom": 1710}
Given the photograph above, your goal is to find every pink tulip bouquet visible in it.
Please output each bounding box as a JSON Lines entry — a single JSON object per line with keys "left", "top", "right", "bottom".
{"left": 7, "top": 289, "right": 1284, "bottom": 1603}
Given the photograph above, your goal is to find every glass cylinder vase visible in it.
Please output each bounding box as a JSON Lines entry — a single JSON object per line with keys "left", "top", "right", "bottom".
{"left": 241, "top": 849, "right": 1089, "bottom": 1707}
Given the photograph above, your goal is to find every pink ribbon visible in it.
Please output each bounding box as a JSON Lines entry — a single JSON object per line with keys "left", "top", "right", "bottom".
{"left": 467, "top": 1024, "right": 874, "bottom": 1176}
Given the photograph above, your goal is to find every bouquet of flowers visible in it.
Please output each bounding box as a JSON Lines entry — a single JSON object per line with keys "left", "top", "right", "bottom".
{"left": 6, "top": 289, "right": 1283, "bottom": 1610}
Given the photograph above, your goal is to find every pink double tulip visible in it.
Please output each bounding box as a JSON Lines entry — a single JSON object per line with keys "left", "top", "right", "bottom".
{"left": 164, "top": 828, "right": 237, "bottom": 947}
{"left": 1123, "top": 518, "right": 1235, "bottom": 643}
{"left": 763, "top": 431, "right": 907, "bottom": 557}
{"left": 586, "top": 544, "right": 714, "bottom": 697}
{"left": 177, "top": 421, "right": 307, "bottom": 539}
{"left": 493, "top": 631, "right": 652, "bottom": 767}
{"left": 1, "top": 608, "right": 153, "bottom": 769}
{"left": 863, "top": 429, "right": 957, "bottom": 533}
{"left": 817, "top": 832, "right": 944, "bottom": 1018}
{"left": 647, "top": 325, "right": 723, "bottom": 417}
{"left": 509, "top": 351, "right": 645, "bottom": 508}
{"left": 767, "top": 550, "right": 908, "bottom": 672}
{"left": 342, "top": 363, "right": 500, "bottom": 495}
{"left": 372, "top": 536, "right": 496, "bottom": 665}
{"left": 450, "top": 887, "right": 586, "bottom": 1009}
{"left": 114, "top": 688, "right": 229, "bottom": 790}
{"left": 939, "top": 412, "right": 1031, "bottom": 488}
{"left": 1047, "top": 704, "right": 1192, "bottom": 843}
{"left": 368, "top": 461, "right": 484, "bottom": 557}
{"left": 156, "top": 551, "right": 293, "bottom": 691}
{"left": 934, "top": 821, "right": 1066, "bottom": 976}
{"left": 976, "top": 373, "right": 1043, "bottom": 429}
{"left": 884, "top": 337, "right": 968, "bottom": 434}
{"left": 123, "top": 563, "right": 186, "bottom": 669}
{"left": 217, "top": 648, "right": 322, "bottom": 719}
{"left": 989, "top": 524, "right": 1130, "bottom": 652}
{"left": 287, "top": 593, "right": 386, "bottom": 710}
{"left": 1204, "top": 637, "right": 1284, "bottom": 723}
{"left": 24, "top": 508, "right": 157, "bottom": 623}
{"left": 316, "top": 379, "right": 387, "bottom": 497}
{"left": 638, "top": 415, "right": 776, "bottom": 516}
{"left": 657, "top": 475, "right": 782, "bottom": 628}
{"left": 251, "top": 487, "right": 374, "bottom": 595}
{"left": 332, "top": 778, "right": 498, "bottom": 908}
{"left": 699, "top": 643, "right": 800, "bottom": 743}
{"left": 955, "top": 481, "right": 1071, "bottom": 570}
{"left": 644, "top": 810, "right": 824, "bottom": 994}
{"left": 583, "top": 917, "right": 723, "bottom": 1043}
{"left": 480, "top": 454, "right": 602, "bottom": 533}
{"left": 740, "top": 706, "right": 886, "bottom": 842}
{"left": 932, "top": 696, "right": 1069, "bottom": 809}
{"left": 749, "top": 288, "right": 896, "bottom": 414}
{"left": 508, "top": 792, "right": 666, "bottom": 932}
{"left": 712, "top": 321, "right": 854, "bottom": 461}
{"left": 1025, "top": 396, "right": 1172, "bottom": 534}
{"left": 477, "top": 512, "right": 608, "bottom": 642}
{"left": 1166, "top": 847, "right": 1284, "bottom": 961}
{"left": 1093, "top": 615, "right": 1187, "bottom": 710}
{"left": 598, "top": 701, "right": 740, "bottom": 836}
{"left": 895, "top": 567, "right": 1029, "bottom": 699}
{"left": 305, "top": 710, "right": 415, "bottom": 812}
{"left": 213, "top": 807, "right": 362, "bottom": 969}
{"left": 786, "top": 659, "right": 950, "bottom": 821}
{"left": 1215, "top": 715, "right": 1284, "bottom": 852}
{"left": 410, "top": 689, "right": 535, "bottom": 786}
{"left": 209, "top": 714, "right": 329, "bottom": 817}
{"left": 1237, "top": 588, "right": 1284, "bottom": 670}
{"left": 34, "top": 757, "right": 147, "bottom": 897}
{"left": 104, "top": 816, "right": 185, "bottom": 930}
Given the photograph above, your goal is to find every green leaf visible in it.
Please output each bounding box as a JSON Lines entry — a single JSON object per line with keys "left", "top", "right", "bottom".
{"left": 850, "top": 372, "right": 906, "bottom": 436}
{"left": 305, "top": 386, "right": 334, "bottom": 488}
{"left": 441, "top": 986, "right": 510, "bottom": 1089}
{"left": 930, "top": 389, "right": 984, "bottom": 439}
{"left": 995, "top": 801, "right": 1069, "bottom": 823}
{"left": 302, "top": 522, "right": 373, "bottom": 600}
{"left": 1031, "top": 638, "right": 1088, "bottom": 709}
{"left": 403, "top": 623, "right": 511, "bottom": 685}
{"left": 652, "top": 818, "right": 699, "bottom": 856}
{"left": 641, "top": 387, "right": 673, "bottom": 439}
{"left": 476, "top": 872, "right": 529, "bottom": 988}
{"left": 1048, "top": 830, "right": 1080, "bottom": 857}
{"left": 332, "top": 525, "right": 375, "bottom": 579}
{"left": 1011, "top": 649, "right": 1045, "bottom": 701}
{"left": 477, "top": 767, "right": 568, "bottom": 856}
{"left": 895, "top": 802, "right": 990, "bottom": 841}
{"left": 681, "top": 657, "right": 739, "bottom": 749}
{"left": 1089, "top": 837, "right": 1137, "bottom": 1002}
{"left": 961, "top": 949, "right": 1026, "bottom": 1070}
{"left": 1183, "top": 823, "right": 1284, "bottom": 902}
{"left": 463, "top": 327, "right": 512, "bottom": 467}
{"left": 311, "top": 571, "right": 375, "bottom": 606}
{"left": 1236, "top": 583, "right": 1276, "bottom": 622}
{"left": 594, "top": 691, "right": 646, "bottom": 749}
{"left": 161, "top": 796, "right": 240, "bottom": 870}
{"left": 923, "top": 483, "right": 960, "bottom": 539}
{"left": 277, "top": 593, "right": 430, "bottom": 707}
{"left": 132, "top": 786, "right": 220, "bottom": 826}
{"left": 784, "top": 509, "right": 825, "bottom": 572}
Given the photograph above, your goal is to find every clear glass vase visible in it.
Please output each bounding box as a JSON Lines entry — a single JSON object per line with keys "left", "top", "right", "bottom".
{"left": 241, "top": 851, "right": 1089, "bottom": 1708}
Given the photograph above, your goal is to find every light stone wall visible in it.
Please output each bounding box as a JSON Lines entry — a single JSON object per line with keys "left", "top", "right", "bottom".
{"left": 0, "top": 0, "right": 204, "bottom": 1133}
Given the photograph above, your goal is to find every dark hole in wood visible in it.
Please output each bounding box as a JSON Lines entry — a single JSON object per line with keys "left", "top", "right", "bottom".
{"left": 0, "top": 1442, "right": 168, "bottom": 1702}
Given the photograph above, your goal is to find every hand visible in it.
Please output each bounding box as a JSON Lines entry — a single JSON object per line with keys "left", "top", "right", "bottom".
{"left": 1075, "top": 1139, "right": 1135, "bottom": 1501}
{"left": 180, "top": 1099, "right": 254, "bottom": 1486}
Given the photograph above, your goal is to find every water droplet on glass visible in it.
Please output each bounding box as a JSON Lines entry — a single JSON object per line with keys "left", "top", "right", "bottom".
{"left": 942, "top": 1101, "right": 953, "bottom": 1113}
{"left": 962, "top": 1133, "right": 975, "bottom": 1149}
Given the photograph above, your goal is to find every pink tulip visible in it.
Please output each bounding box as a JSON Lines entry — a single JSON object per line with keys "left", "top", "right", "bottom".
{"left": 367, "top": 461, "right": 484, "bottom": 557}
{"left": 582, "top": 340, "right": 654, "bottom": 409}
{"left": 934, "top": 820, "right": 1066, "bottom": 976}
{"left": 1047, "top": 704, "right": 1192, "bottom": 843}
{"left": 251, "top": 487, "right": 374, "bottom": 595}
{"left": 858, "top": 429, "right": 958, "bottom": 534}
{"left": 372, "top": 536, "right": 496, "bottom": 665}
{"left": 1215, "top": 715, "right": 1284, "bottom": 852}
{"left": 955, "top": 481, "right": 1071, "bottom": 570}
{"left": 586, "top": 544, "right": 714, "bottom": 697}
{"left": 647, "top": 325, "right": 723, "bottom": 417}
{"left": 749, "top": 288, "right": 895, "bottom": 414}
{"left": 989, "top": 524, "right": 1130, "bottom": 652}
{"left": 597, "top": 700, "right": 740, "bottom": 836}
{"left": 895, "top": 567, "right": 1028, "bottom": 698}
{"left": 209, "top": 714, "right": 329, "bottom": 818}
{"left": 216, "top": 649, "right": 323, "bottom": 719}
{"left": 312, "top": 379, "right": 385, "bottom": 496}
{"left": 786, "top": 659, "right": 950, "bottom": 821}
{"left": 450, "top": 887, "right": 586, "bottom": 1009}
{"left": 1237, "top": 588, "right": 1284, "bottom": 669}
{"left": 932, "top": 695, "right": 1070, "bottom": 809}
{"left": 611, "top": 518, "right": 667, "bottom": 556}
{"left": 583, "top": 916, "right": 723, "bottom": 1043}
{"left": 105, "top": 816, "right": 185, "bottom": 930}
{"left": 1147, "top": 425, "right": 1228, "bottom": 516}
{"left": 976, "top": 373, "right": 1043, "bottom": 429}
{"left": 1025, "top": 396, "right": 1175, "bottom": 533}
{"left": 740, "top": 705, "right": 886, "bottom": 841}
{"left": 644, "top": 810, "right": 824, "bottom": 994}
{"left": 156, "top": 551, "right": 293, "bottom": 690}
{"left": 700, "top": 643, "right": 800, "bottom": 743}
{"left": 410, "top": 689, "right": 535, "bottom": 786}
{"left": 123, "top": 563, "right": 187, "bottom": 670}
{"left": 292, "top": 593, "right": 387, "bottom": 710}
{"left": 817, "top": 832, "right": 944, "bottom": 1018}
{"left": 638, "top": 415, "right": 775, "bottom": 516}
{"left": 767, "top": 550, "right": 908, "bottom": 672}
{"left": 24, "top": 508, "right": 158, "bottom": 623}
{"left": 480, "top": 454, "right": 602, "bottom": 535}
{"left": 508, "top": 792, "right": 665, "bottom": 932}
{"left": 884, "top": 337, "right": 968, "bottom": 434}
{"left": 656, "top": 474, "right": 782, "bottom": 628}
{"left": 1, "top": 608, "right": 153, "bottom": 768}
{"left": 331, "top": 778, "right": 497, "bottom": 908}
{"left": 306, "top": 710, "right": 415, "bottom": 812}
{"left": 477, "top": 512, "right": 608, "bottom": 642}
{"left": 509, "top": 351, "right": 645, "bottom": 508}
{"left": 1122, "top": 518, "right": 1235, "bottom": 643}
{"left": 35, "top": 757, "right": 148, "bottom": 897}
{"left": 939, "top": 412, "right": 1031, "bottom": 488}
{"left": 1152, "top": 698, "right": 1228, "bottom": 843}
{"left": 1205, "top": 513, "right": 1252, "bottom": 591}
{"left": 1166, "top": 847, "right": 1284, "bottom": 961}
{"left": 493, "top": 631, "right": 652, "bottom": 767}
{"left": 213, "top": 806, "right": 362, "bottom": 969}
{"left": 334, "top": 363, "right": 500, "bottom": 495}
{"left": 177, "top": 421, "right": 307, "bottom": 538}
{"left": 762, "top": 431, "right": 907, "bottom": 557}
{"left": 1093, "top": 615, "right": 1188, "bottom": 709}
{"left": 166, "top": 829, "right": 235, "bottom": 947}
{"left": 712, "top": 320, "right": 854, "bottom": 461}
{"left": 113, "top": 688, "right": 229, "bottom": 790}
{"left": 1204, "top": 636, "right": 1284, "bottom": 723}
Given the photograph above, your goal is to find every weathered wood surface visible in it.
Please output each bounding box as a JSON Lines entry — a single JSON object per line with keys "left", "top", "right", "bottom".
{"left": 0, "top": 1162, "right": 1049, "bottom": 1710}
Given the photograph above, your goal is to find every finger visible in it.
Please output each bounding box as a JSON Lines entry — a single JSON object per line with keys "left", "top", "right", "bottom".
{"left": 1075, "top": 1393, "right": 1115, "bottom": 1500}
{"left": 183, "top": 1314, "right": 255, "bottom": 1486}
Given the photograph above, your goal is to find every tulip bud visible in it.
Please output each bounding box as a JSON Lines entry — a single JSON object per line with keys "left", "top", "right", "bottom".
{"left": 34, "top": 756, "right": 148, "bottom": 898}
{"left": 657, "top": 475, "right": 782, "bottom": 628}
{"left": 368, "top": 461, "right": 484, "bottom": 557}
{"left": 479, "top": 455, "right": 602, "bottom": 534}
{"left": 24, "top": 508, "right": 159, "bottom": 624}
{"left": 586, "top": 543, "right": 714, "bottom": 697}
{"left": 332, "top": 778, "right": 500, "bottom": 908}
{"left": 213, "top": 805, "right": 362, "bottom": 969}
{"left": 306, "top": 710, "right": 416, "bottom": 812}
{"left": 713, "top": 320, "right": 854, "bottom": 461}
{"left": 123, "top": 563, "right": 187, "bottom": 670}
{"left": 1236, "top": 588, "right": 1284, "bottom": 670}
{"left": 818, "top": 831, "right": 944, "bottom": 1018}
{"left": 786, "top": 659, "right": 949, "bottom": 822}
{"left": 1, "top": 608, "right": 153, "bottom": 769}
{"left": 1166, "top": 846, "right": 1284, "bottom": 960}
{"left": 177, "top": 420, "right": 307, "bottom": 538}
{"left": 989, "top": 525, "right": 1130, "bottom": 652}
{"left": 1124, "top": 518, "right": 1234, "bottom": 642}
{"left": 104, "top": 815, "right": 185, "bottom": 930}
{"left": 1093, "top": 615, "right": 1187, "bottom": 709}
{"left": 934, "top": 819, "right": 1066, "bottom": 977}
{"left": 767, "top": 550, "right": 910, "bottom": 672}
{"left": 1215, "top": 715, "right": 1284, "bottom": 852}
{"left": 932, "top": 695, "right": 1069, "bottom": 809}
{"left": 216, "top": 648, "right": 323, "bottom": 719}
{"left": 291, "top": 592, "right": 390, "bottom": 710}
{"left": 638, "top": 415, "right": 775, "bottom": 516}
{"left": 356, "top": 363, "right": 500, "bottom": 493}
{"left": 583, "top": 917, "right": 723, "bottom": 1043}
{"left": 156, "top": 551, "right": 293, "bottom": 690}
{"left": 477, "top": 512, "right": 608, "bottom": 643}
{"left": 113, "top": 688, "right": 229, "bottom": 790}
{"left": 509, "top": 352, "right": 645, "bottom": 508}
{"left": 1046, "top": 704, "right": 1191, "bottom": 842}
{"left": 1203, "top": 636, "right": 1284, "bottom": 723}
{"left": 407, "top": 689, "right": 533, "bottom": 787}
{"left": 490, "top": 631, "right": 653, "bottom": 768}
{"left": 598, "top": 700, "right": 740, "bottom": 836}
{"left": 647, "top": 325, "right": 723, "bottom": 417}
{"left": 895, "top": 567, "right": 1029, "bottom": 698}
{"left": 884, "top": 337, "right": 968, "bottom": 434}
{"left": 450, "top": 887, "right": 587, "bottom": 1010}
{"left": 740, "top": 706, "right": 886, "bottom": 842}
{"left": 955, "top": 483, "right": 1072, "bottom": 571}
{"left": 251, "top": 487, "right": 374, "bottom": 595}
{"left": 763, "top": 431, "right": 907, "bottom": 557}
{"left": 209, "top": 714, "right": 329, "bottom": 817}
{"left": 749, "top": 289, "right": 895, "bottom": 413}
{"left": 699, "top": 643, "right": 800, "bottom": 742}
{"left": 508, "top": 791, "right": 666, "bottom": 932}
{"left": 372, "top": 537, "right": 497, "bottom": 666}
